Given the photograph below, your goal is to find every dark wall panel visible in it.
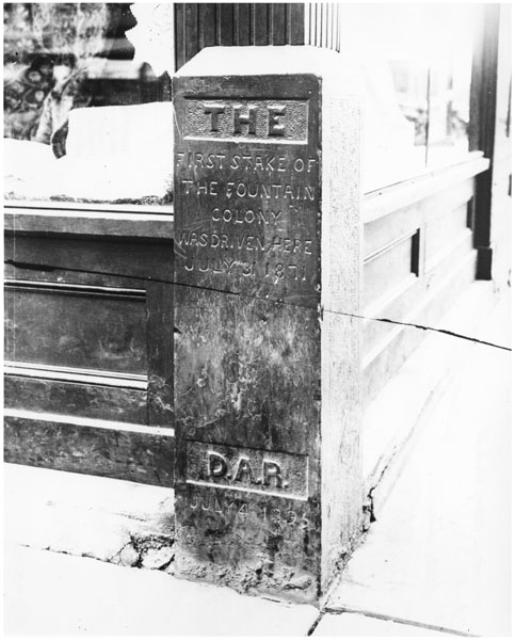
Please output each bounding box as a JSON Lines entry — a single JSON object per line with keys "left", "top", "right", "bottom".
{"left": 4, "top": 375, "right": 148, "bottom": 424}
{"left": 4, "top": 416, "right": 175, "bottom": 487}
{"left": 5, "top": 285, "right": 147, "bottom": 375}
{"left": 4, "top": 217, "right": 175, "bottom": 487}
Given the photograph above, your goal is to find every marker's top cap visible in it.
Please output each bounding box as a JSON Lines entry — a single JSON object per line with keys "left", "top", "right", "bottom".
{"left": 175, "top": 45, "right": 342, "bottom": 78}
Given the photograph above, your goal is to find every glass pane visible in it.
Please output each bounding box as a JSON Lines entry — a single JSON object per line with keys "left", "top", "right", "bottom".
{"left": 338, "top": 4, "right": 430, "bottom": 192}
{"left": 425, "top": 5, "right": 478, "bottom": 168}
{"left": 3, "top": 3, "right": 173, "bottom": 205}
{"left": 338, "top": 4, "right": 478, "bottom": 191}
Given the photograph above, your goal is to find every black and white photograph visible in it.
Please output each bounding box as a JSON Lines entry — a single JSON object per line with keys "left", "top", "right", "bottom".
{"left": 2, "top": 1, "right": 512, "bottom": 636}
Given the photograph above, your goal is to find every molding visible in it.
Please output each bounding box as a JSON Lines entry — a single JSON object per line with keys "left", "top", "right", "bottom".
{"left": 4, "top": 362, "right": 147, "bottom": 389}
{"left": 4, "top": 408, "right": 174, "bottom": 437}
{"left": 3, "top": 206, "right": 174, "bottom": 239}
{"left": 4, "top": 279, "right": 145, "bottom": 298}
{"left": 3, "top": 199, "right": 173, "bottom": 214}
{"left": 363, "top": 153, "right": 490, "bottom": 224}
{"left": 362, "top": 246, "right": 476, "bottom": 370}
{"left": 364, "top": 230, "right": 415, "bottom": 264}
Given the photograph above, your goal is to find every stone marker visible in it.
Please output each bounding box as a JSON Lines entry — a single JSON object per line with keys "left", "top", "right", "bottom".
{"left": 173, "top": 46, "right": 362, "bottom": 603}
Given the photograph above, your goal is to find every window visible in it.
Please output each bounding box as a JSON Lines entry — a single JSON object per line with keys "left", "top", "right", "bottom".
{"left": 3, "top": 3, "right": 173, "bottom": 205}
{"left": 336, "top": 3, "right": 479, "bottom": 192}
{"left": 3, "top": 3, "right": 481, "bottom": 203}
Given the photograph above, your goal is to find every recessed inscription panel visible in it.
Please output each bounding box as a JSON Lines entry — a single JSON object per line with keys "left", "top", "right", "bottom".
{"left": 174, "top": 144, "right": 320, "bottom": 304}
{"left": 183, "top": 99, "right": 309, "bottom": 142}
{"left": 186, "top": 441, "right": 308, "bottom": 499}
{"left": 174, "top": 87, "right": 319, "bottom": 305}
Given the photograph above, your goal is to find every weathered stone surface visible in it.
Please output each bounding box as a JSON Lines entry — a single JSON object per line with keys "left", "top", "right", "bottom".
{"left": 173, "top": 46, "right": 362, "bottom": 603}
{"left": 116, "top": 544, "right": 140, "bottom": 568}
{"left": 140, "top": 546, "right": 175, "bottom": 570}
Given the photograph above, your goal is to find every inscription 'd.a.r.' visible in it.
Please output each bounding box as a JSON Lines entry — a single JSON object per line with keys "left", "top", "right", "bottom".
{"left": 185, "top": 441, "right": 308, "bottom": 498}
{"left": 183, "top": 99, "right": 309, "bottom": 142}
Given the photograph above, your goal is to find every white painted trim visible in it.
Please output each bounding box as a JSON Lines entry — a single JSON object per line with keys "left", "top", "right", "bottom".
{"left": 4, "top": 408, "right": 174, "bottom": 438}
{"left": 5, "top": 280, "right": 145, "bottom": 297}
{"left": 4, "top": 362, "right": 147, "bottom": 389}
{"left": 4, "top": 201, "right": 173, "bottom": 215}
{"left": 363, "top": 153, "right": 489, "bottom": 223}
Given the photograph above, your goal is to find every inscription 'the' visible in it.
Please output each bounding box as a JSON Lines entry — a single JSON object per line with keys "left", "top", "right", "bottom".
{"left": 183, "top": 99, "right": 308, "bottom": 143}
{"left": 204, "top": 102, "right": 286, "bottom": 136}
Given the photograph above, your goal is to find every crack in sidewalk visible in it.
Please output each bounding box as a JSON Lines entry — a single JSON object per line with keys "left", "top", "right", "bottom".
{"left": 5, "top": 258, "right": 511, "bottom": 352}
{"left": 320, "top": 606, "right": 479, "bottom": 637}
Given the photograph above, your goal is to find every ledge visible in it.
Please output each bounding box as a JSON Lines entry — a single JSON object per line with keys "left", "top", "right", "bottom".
{"left": 362, "top": 152, "right": 490, "bottom": 224}
{"left": 3, "top": 197, "right": 174, "bottom": 214}
{"left": 3, "top": 202, "right": 174, "bottom": 239}
{"left": 4, "top": 152, "right": 488, "bottom": 238}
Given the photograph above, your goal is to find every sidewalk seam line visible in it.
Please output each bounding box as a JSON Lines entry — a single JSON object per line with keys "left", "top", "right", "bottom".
{"left": 322, "top": 606, "right": 478, "bottom": 637}
{"left": 306, "top": 610, "right": 325, "bottom": 636}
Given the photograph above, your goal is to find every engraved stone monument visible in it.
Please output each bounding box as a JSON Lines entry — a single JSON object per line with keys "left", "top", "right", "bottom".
{"left": 173, "top": 47, "right": 362, "bottom": 603}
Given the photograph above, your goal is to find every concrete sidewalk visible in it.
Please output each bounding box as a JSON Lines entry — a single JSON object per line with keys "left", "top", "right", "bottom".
{"left": 3, "top": 291, "right": 511, "bottom": 636}
{"left": 4, "top": 544, "right": 319, "bottom": 636}
{"left": 4, "top": 545, "right": 456, "bottom": 636}
{"left": 322, "top": 293, "right": 512, "bottom": 637}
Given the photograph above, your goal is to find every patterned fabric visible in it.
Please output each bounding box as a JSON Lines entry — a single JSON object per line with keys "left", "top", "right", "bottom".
{"left": 3, "top": 3, "right": 108, "bottom": 140}
{"left": 4, "top": 60, "right": 54, "bottom": 139}
{"left": 33, "top": 65, "right": 92, "bottom": 157}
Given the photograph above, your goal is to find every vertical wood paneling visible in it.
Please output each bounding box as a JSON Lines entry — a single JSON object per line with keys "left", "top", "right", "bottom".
{"left": 331, "top": 4, "right": 338, "bottom": 51}
{"left": 236, "top": 4, "right": 251, "bottom": 46}
{"left": 198, "top": 3, "right": 216, "bottom": 49}
{"left": 219, "top": 4, "right": 235, "bottom": 45}
{"left": 272, "top": 4, "right": 287, "bottom": 45}
{"left": 289, "top": 3, "right": 305, "bottom": 45}
{"left": 305, "top": 2, "right": 341, "bottom": 51}
{"left": 253, "top": 3, "right": 269, "bottom": 45}
{"left": 175, "top": 3, "right": 305, "bottom": 70}
{"left": 249, "top": 3, "right": 256, "bottom": 45}
{"left": 174, "top": 3, "right": 186, "bottom": 70}
{"left": 267, "top": 3, "right": 274, "bottom": 44}
{"left": 324, "top": 4, "right": 330, "bottom": 50}
{"left": 184, "top": 4, "right": 199, "bottom": 65}
{"left": 318, "top": 4, "right": 323, "bottom": 47}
